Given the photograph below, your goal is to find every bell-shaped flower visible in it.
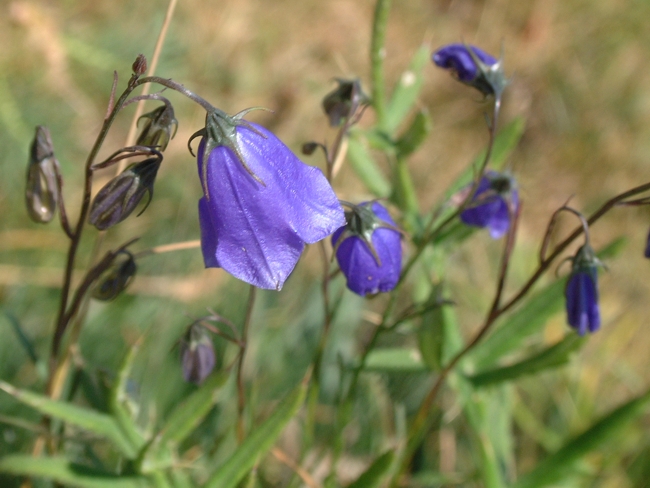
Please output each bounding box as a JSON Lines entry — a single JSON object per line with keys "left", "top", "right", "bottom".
{"left": 565, "top": 244, "right": 601, "bottom": 335}
{"left": 180, "top": 323, "right": 216, "bottom": 385}
{"left": 432, "top": 44, "right": 507, "bottom": 97}
{"left": 194, "top": 109, "right": 345, "bottom": 290}
{"left": 460, "top": 170, "right": 519, "bottom": 239}
{"left": 332, "top": 201, "right": 402, "bottom": 296}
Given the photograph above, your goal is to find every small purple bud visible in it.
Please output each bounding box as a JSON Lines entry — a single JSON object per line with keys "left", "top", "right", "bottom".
{"left": 460, "top": 171, "right": 518, "bottom": 239}
{"left": 332, "top": 201, "right": 402, "bottom": 296}
{"left": 322, "top": 78, "right": 369, "bottom": 127}
{"left": 92, "top": 251, "right": 137, "bottom": 301}
{"left": 132, "top": 54, "right": 147, "bottom": 76}
{"left": 195, "top": 109, "right": 345, "bottom": 290}
{"left": 180, "top": 324, "right": 216, "bottom": 385}
{"left": 432, "top": 44, "right": 506, "bottom": 96}
{"left": 26, "top": 126, "right": 59, "bottom": 223}
{"left": 565, "top": 244, "right": 601, "bottom": 335}
{"left": 136, "top": 104, "right": 178, "bottom": 151}
{"left": 89, "top": 157, "right": 161, "bottom": 230}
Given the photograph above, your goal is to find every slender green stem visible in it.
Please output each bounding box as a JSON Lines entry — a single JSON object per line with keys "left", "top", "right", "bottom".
{"left": 371, "top": 0, "right": 391, "bottom": 129}
{"left": 236, "top": 285, "right": 257, "bottom": 444}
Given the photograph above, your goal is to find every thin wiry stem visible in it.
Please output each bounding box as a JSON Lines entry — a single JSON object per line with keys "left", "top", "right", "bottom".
{"left": 236, "top": 285, "right": 257, "bottom": 444}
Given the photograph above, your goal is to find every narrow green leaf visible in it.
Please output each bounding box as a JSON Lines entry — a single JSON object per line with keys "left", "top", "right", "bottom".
{"left": 395, "top": 110, "right": 431, "bottom": 158}
{"left": 364, "top": 348, "right": 427, "bottom": 373}
{"left": 3, "top": 310, "right": 38, "bottom": 364}
{"left": 346, "top": 450, "right": 394, "bottom": 488}
{"left": 417, "top": 285, "right": 455, "bottom": 372}
{"left": 204, "top": 378, "right": 308, "bottom": 488}
{"left": 158, "top": 371, "right": 229, "bottom": 445}
{"left": 513, "top": 388, "right": 650, "bottom": 488}
{"left": 467, "top": 335, "right": 586, "bottom": 387}
{"left": 0, "top": 455, "right": 148, "bottom": 488}
{"left": 0, "top": 381, "right": 138, "bottom": 458}
{"left": 111, "top": 341, "right": 146, "bottom": 452}
{"left": 385, "top": 45, "right": 430, "bottom": 133}
{"left": 468, "top": 280, "right": 566, "bottom": 370}
{"left": 346, "top": 136, "right": 391, "bottom": 197}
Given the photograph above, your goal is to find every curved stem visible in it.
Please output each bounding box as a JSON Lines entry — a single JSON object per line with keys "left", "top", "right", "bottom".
{"left": 390, "top": 180, "right": 650, "bottom": 484}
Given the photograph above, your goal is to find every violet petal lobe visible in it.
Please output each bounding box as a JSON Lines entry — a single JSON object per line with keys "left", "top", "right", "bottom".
{"left": 198, "top": 123, "right": 345, "bottom": 290}
{"left": 332, "top": 202, "right": 402, "bottom": 296}
{"left": 432, "top": 44, "right": 497, "bottom": 82}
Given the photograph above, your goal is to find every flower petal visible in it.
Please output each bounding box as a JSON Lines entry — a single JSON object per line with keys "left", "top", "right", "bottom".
{"left": 198, "top": 123, "right": 344, "bottom": 290}
{"left": 432, "top": 44, "right": 497, "bottom": 82}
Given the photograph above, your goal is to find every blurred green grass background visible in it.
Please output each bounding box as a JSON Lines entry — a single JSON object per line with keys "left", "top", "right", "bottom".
{"left": 1, "top": 0, "right": 650, "bottom": 485}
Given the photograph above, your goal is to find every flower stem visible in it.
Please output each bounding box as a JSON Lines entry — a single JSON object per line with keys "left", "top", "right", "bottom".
{"left": 236, "top": 285, "right": 257, "bottom": 444}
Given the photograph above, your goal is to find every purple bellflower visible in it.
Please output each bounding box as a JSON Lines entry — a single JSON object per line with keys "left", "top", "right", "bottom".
{"left": 460, "top": 171, "right": 519, "bottom": 239}
{"left": 193, "top": 109, "right": 345, "bottom": 290}
{"left": 332, "top": 201, "right": 402, "bottom": 296}
{"left": 432, "top": 44, "right": 507, "bottom": 97}
{"left": 565, "top": 244, "right": 601, "bottom": 335}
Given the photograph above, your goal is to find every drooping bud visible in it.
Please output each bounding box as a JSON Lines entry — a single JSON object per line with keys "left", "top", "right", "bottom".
{"left": 432, "top": 44, "right": 508, "bottom": 98}
{"left": 89, "top": 157, "right": 161, "bottom": 230}
{"left": 132, "top": 54, "right": 147, "bottom": 76}
{"left": 92, "top": 251, "right": 137, "bottom": 301}
{"left": 136, "top": 104, "right": 178, "bottom": 151}
{"left": 565, "top": 244, "right": 602, "bottom": 335}
{"left": 25, "top": 126, "right": 60, "bottom": 223}
{"left": 322, "top": 78, "right": 369, "bottom": 127}
{"left": 180, "top": 323, "right": 216, "bottom": 385}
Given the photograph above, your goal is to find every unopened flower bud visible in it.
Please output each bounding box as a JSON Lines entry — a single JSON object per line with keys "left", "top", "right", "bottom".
{"left": 89, "top": 157, "right": 161, "bottom": 230}
{"left": 132, "top": 54, "right": 147, "bottom": 76}
{"left": 301, "top": 142, "right": 319, "bottom": 155}
{"left": 136, "top": 104, "right": 178, "bottom": 151}
{"left": 92, "top": 251, "right": 137, "bottom": 301}
{"left": 180, "top": 323, "right": 216, "bottom": 385}
{"left": 25, "top": 126, "right": 59, "bottom": 223}
{"left": 322, "top": 78, "right": 369, "bottom": 127}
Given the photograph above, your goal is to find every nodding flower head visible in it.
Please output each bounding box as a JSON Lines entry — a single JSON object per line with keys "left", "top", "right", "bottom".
{"left": 193, "top": 109, "right": 345, "bottom": 290}
{"left": 565, "top": 244, "right": 601, "bottom": 335}
{"left": 180, "top": 323, "right": 216, "bottom": 385}
{"left": 460, "top": 171, "right": 519, "bottom": 239}
{"left": 332, "top": 201, "right": 402, "bottom": 296}
{"left": 432, "top": 44, "right": 507, "bottom": 96}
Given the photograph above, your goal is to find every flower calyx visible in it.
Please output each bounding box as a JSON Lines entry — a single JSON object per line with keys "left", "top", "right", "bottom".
{"left": 335, "top": 201, "right": 403, "bottom": 266}
{"left": 322, "top": 78, "right": 369, "bottom": 127}
{"left": 188, "top": 108, "right": 270, "bottom": 199}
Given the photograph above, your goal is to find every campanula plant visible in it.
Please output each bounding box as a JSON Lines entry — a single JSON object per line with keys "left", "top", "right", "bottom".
{"left": 192, "top": 109, "right": 345, "bottom": 290}
{"left": 332, "top": 201, "right": 402, "bottom": 295}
